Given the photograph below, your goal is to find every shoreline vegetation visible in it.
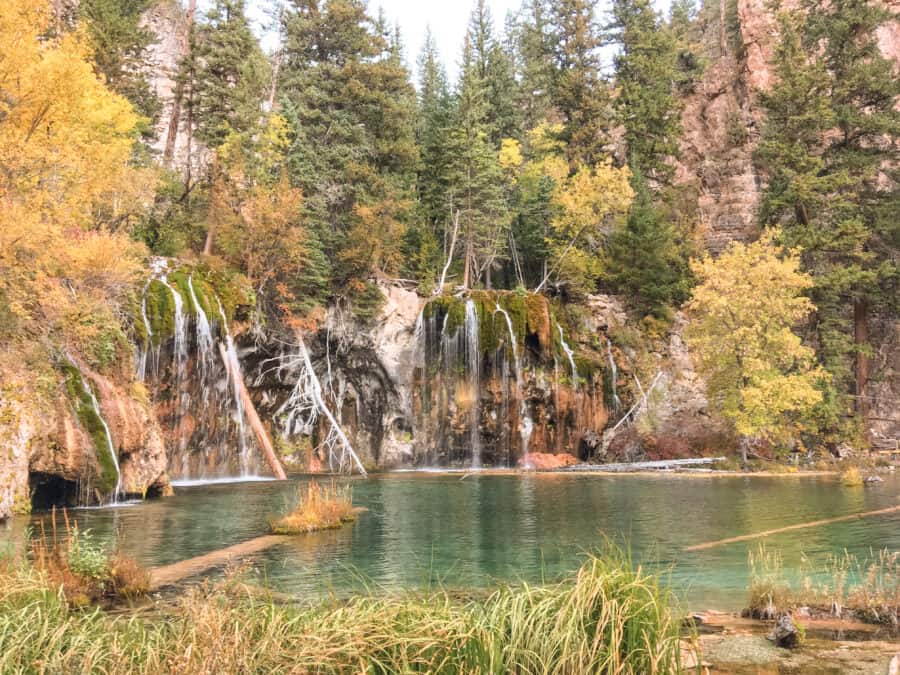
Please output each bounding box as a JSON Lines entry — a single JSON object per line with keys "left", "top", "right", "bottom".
{"left": 0, "top": 546, "right": 687, "bottom": 674}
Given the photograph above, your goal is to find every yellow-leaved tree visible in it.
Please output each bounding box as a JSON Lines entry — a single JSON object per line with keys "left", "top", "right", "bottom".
{"left": 508, "top": 123, "right": 633, "bottom": 296}
{"left": 686, "top": 231, "right": 827, "bottom": 462}
{"left": 0, "top": 0, "right": 153, "bottom": 375}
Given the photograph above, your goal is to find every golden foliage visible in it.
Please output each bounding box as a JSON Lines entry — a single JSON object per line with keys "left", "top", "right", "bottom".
{"left": 0, "top": 0, "right": 150, "bottom": 385}
{"left": 686, "top": 230, "right": 827, "bottom": 442}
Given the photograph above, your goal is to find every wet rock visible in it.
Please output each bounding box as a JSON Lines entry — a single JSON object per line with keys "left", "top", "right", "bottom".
{"left": 517, "top": 453, "right": 579, "bottom": 470}
{"left": 770, "top": 614, "right": 801, "bottom": 649}
{"left": 865, "top": 475, "right": 885, "bottom": 485}
{"left": 835, "top": 443, "right": 856, "bottom": 458}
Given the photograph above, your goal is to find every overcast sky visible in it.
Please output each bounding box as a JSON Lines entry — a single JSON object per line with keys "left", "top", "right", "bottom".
{"left": 200, "top": 0, "right": 669, "bottom": 83}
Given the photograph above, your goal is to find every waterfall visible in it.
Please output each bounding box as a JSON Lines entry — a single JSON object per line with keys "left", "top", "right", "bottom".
{"left": 135, "top": 282, "right": 154, "bottom": 382}
{"left": 188, "top": 275, "right": 215, "bottom": 380}
{"left": 162, "top": 277, "right": 188, "bottom": 376}
{"left": 606, "top": 338, "right": 621, "bottom": 411}
{"left": 217, "top": 301, "right": 250, "bottom": 474}
{"left": 557, "top": 323, "right": 579, "bottom": 386}
{"left": 80, "top": 373, "right": 120, "bottom": 501}
{"left": 495, "top": 304, "right": 533, "bottom": 459}
{"left": 465, "top": 299, "right": 481, "bottom": 468}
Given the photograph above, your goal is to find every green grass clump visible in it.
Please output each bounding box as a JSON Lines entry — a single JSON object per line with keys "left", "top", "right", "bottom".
{"left": 0, "top": 547, "right": 688, "bottom": 673}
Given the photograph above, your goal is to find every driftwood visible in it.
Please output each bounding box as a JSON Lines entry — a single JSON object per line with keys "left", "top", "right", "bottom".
{"left": 561, "top": 457, "right": 726, "bottom": 473}
{"left": 218, "top": 343, "right": 287, "bottom": 480}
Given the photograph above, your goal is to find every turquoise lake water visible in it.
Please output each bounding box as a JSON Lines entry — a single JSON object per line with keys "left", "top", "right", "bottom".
{"left": 3, "top": 472, "right": 899, "bottom": 610}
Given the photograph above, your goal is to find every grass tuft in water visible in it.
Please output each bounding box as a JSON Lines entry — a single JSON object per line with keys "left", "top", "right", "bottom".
{"left": 0, "top": 546, "right": 690, "bottom": 673}
{"left": 269, "top": 481, "right": 358, "bottom": 534}
{"left": 28, "top": 508, "right": 150, "bottom": 607}
{"left": 745, "top": 543, "right": 900, "bottom": 624}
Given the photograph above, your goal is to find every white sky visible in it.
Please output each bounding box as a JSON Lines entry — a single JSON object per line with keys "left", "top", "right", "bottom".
{"left": 199, "top": 0, "right": 671, "bottom": 82}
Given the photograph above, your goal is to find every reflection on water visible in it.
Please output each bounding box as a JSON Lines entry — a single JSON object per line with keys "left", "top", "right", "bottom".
{"left": 3, "top": 472, "right": 900, "bottom": 610}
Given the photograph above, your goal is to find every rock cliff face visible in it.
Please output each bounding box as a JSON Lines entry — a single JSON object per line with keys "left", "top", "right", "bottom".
{"left": 0, "top": 364, "right": 170, "bottom": 517}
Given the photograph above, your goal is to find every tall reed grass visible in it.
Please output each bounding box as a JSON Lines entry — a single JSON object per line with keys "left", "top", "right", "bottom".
{"left": 0, "top": 547, "right": 689, "bottom": 673}
{"left": 746, "top": 543, "right": 900, "bottom": 624}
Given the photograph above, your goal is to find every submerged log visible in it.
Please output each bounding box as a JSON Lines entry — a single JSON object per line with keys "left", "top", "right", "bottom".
{"left": 560, "top": 457, "right": 726, "bottom": 473}
{"left": 149, "top": 534, "right": 286, "bottom": 590}
{"left": 685, "top": 504, "right": 900, "bottom": 551}
{"left": 218, "top": 343, "right": 287, "bottom": 480}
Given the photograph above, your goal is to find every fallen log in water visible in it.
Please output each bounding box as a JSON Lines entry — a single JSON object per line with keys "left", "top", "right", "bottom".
{"left": 149, "top": 535, "right": 287, "bottom": 590}
{"left": 559, "top": 457, "right": 727, "bottom": 473}
{"left": 218, "top": 342, "right": 287, "bottom": 480}
{"left": 684, "top": 504, "right": 900, "bottom": 552}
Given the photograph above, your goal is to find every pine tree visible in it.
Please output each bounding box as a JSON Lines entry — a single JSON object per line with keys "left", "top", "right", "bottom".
{"left": 609, "top": 0, "right": 682, "bottom": 182}
{"left": 668, "top": 0, "right": 704, "bottom": 91}
{"left": 78, "top": 0, "right": 159, "bottom": 124}
{"left": 448, "top": 34, "right": 508, "bottom": 289}
{"left": 415, "top": 29, "right": 453, "bottom": 264}
{"left": 280, "top": 0, "right": 418, "bottom": 286}
{"left": 192, "top": 0, "right": 269, "bottom": 149}
{"left": 757, "top": 2, "right": 900, "bottom": 438}
{"left": 605, "top": 171, "right": 691, "bottom": 317}
{"left": 548, "top": 0, "right": 609, "bottom": 166}
{"left": 517, "top": 0, "right": 556, "bottom": 130}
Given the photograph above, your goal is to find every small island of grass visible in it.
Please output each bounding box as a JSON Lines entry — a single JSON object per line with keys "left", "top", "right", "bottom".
{"left": 269, "top": 481, "right": 362, "bottom": 535}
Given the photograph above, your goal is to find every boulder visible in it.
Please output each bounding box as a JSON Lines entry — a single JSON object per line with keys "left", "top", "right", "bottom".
{"left": 769, "top": 615, "right": 801, "bottom": 649}
{"left": 517, "top": 453, "right": 579, "bottom": 470}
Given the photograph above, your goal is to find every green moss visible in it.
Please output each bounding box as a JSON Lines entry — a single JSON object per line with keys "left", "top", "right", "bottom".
{"left": 129, "top": 291, "right": 148, "bottom": 344}
{"left": 424, "top": 295, "right": 468, "bottom": 336}
{"left": 145, "top": 279, "right": 175, "bottom": 345}
{"left": 168, "top": 271, "right": 196, "bottom": 316}
{"left": 59, "top": 362, "right": 118, "bottom": 495}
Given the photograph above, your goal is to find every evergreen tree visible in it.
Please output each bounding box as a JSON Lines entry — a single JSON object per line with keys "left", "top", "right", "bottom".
{"left": 605, "top": 172, "right": 691, "bottom": 317}
{"left": 609, "top": 0, "right": 682, "bottom": 182}
{"left": 668, "top": 0, "right": 704, "bottom": 90}
{"left": 448, "top": 35, "right": 508, "bottom": 288}
{"left": 416, "top": 29, "right": 454, "bottom": 232}
{"left": 517, "top": 0, "right": 557, "bottom": 130}
{"left": 548, "top": 0, "right": 609, "bottom": 166}
{"left": 192, "top": 0, "right": 269, "bottom": 149}
{"left": 280, "top": 0, "right": 418, "bottom": 287}
{"left": 79, "top": 0, "right": 160, "bottom": 125}
{"left": 757, "top": 2, "right": 900, "bottom": 438}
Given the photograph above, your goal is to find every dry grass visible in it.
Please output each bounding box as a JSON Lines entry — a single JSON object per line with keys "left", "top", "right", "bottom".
{"left": 29, "top": 507, "right": 150, "bottom": 606}
{"left": 746, "top": 543, "right": 900, "bottom": 625}
{"left": 841, "top": 466, "right": 863, "bottom": 487}
{"left": 269, "top": 481, "right": 358, "bottom": 535}
{"left": 0, "top": 547, "right": 690, "bottom": 674}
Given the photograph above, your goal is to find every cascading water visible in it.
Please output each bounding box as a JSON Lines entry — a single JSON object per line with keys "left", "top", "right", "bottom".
{"left": 217, "top": 301, "right": 250, "bottom": 474}
{"left": 606, "top": 338, "right": 621, "bottom": 411}
{"left": 495, "top": 304, "right": 533, "bottom": 458}
{"left": 188, "top": 275, "right": 215, "bottom": 380}
{"left": 135, "top": 282, "right": 155, "bottom": 382}
{"left": 557, "top": 323, "right": 579, "bottom": 387}
{"left": 464, "top": 299, "right": 481, "bottom": 468}
{"left": 80, "top": 373, "right": 120, "bottom": 501}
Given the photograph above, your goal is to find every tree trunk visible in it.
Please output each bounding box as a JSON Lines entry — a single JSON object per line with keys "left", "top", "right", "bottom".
{"left": 463, "top": 215, "right": 472, "bottom": 289}
{"left": 855, "top": 297, "right": 870, "bottom": 433}
{"left": 203, "top": 221, "right": 216, "bottom": 256}
{"left": 719, "top": 0, "right": 727, "bottom": 55}
{"left": 218, "top": 343, "right": 287, "bottom": 480}
{"left": 163, "top": 0, "right": 197, "bottom": 169}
